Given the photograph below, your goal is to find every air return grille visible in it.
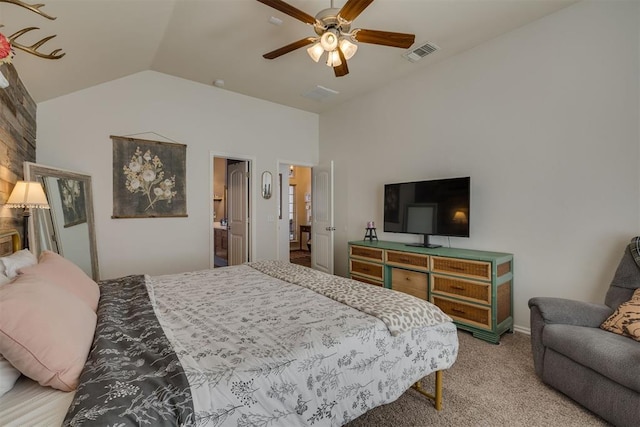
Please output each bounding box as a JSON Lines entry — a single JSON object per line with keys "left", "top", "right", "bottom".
{"left": 302, "top": 85, "right": 339, "bottom": 101}
{"left": 403, "top": 42, "right": 440, "bottom": 63}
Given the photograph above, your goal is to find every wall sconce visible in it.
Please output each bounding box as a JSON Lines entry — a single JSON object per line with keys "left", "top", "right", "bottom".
{"left": 453, "top": 210, "right": 468, "bottom": 223}
{"left": 261, "top": 171, "right": 272, "bottom": 199}
{"left": 6, "top": 180, "right": 50, "bottom": 249}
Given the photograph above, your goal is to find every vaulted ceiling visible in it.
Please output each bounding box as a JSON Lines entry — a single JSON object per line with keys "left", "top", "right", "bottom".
{"left": 2, "top": 0, "right": 577, "bottom": 113}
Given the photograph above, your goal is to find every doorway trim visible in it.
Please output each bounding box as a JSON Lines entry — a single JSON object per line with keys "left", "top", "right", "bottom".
{"left": 276, "top": 159, "right": 314, "bottom": 262}
{"left": 210, "top": 151, "right": 256, "bottom": 269}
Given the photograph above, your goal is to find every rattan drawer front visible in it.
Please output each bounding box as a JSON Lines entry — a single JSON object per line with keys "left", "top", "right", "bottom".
{"left": 430, "top": 274, "right": 490, "bottom": 305}
{"left": 431, "top": 295, "right": 491, "bottom": 330}
{"left": 350, "top": 274, "right": 384, "bottom": 287}
{"left": 350, "top": 245, "right": 384, "bottom": 262}
{"left": 349, "top": 259, "right": 384, "bottom": 281}
{"left": 391, "top": 268, "right": 427, "bottom": 300}
{"left": 431, "top": 256, "right": 491, "bottom": 281}
{"left": 385, "top": 250, "right": 429, "bottom": 271}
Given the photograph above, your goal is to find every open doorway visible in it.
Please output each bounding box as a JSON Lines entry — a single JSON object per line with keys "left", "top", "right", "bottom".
{"left": 277, "top": 161, "right": 334, "bottom": 273}
{"left": 212, "top": 156, "right": 250, "bottom": 268}
{"left": 286, "top": 165, "right": 312, "bottom": 268}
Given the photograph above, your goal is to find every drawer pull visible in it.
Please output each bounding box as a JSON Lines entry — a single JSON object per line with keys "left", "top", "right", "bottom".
{"left": 451, "top": 308, "right": 466, "bottom": 314}
{"left": 451, "top": 285, "right": 465, "bottom": 290}
{"left": 362, "top": 267, "right": 370, "bottom": 272}
{"left": 449, "top": 266, "right": 464, "bottom": 271}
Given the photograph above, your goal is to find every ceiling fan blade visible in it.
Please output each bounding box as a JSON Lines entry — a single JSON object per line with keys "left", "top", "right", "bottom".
{"left": 353, "top": 28, "right": 415, "bottom": 49}
{"left": 334, "top": 47, "right": 349, "bottom": 77}
{"left": 256, "top": 0, "right": 317, "bottom": 25}
{"left": 263, "top": 37, "right": 316, "bottom": 59}
{"left": 338, "top": 0, "right": 374, "bottom": 23}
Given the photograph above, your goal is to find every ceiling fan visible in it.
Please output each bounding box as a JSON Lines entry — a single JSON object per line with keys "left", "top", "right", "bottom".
{"left": 256, "top": 0, "right": 415, "bottom": 77}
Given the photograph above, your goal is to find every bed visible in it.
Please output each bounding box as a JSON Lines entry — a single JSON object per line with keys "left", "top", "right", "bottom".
{"left": 0, "top": 229, "right": 459, "bottom": 426}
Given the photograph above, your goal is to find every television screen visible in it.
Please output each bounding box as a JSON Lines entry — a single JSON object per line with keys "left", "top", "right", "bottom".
{"left": 384, "top": 177, "right": 470, "bottom": 246}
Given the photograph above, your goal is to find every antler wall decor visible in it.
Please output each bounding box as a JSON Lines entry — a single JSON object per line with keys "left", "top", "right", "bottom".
{"left": 0, "top": 0, "right": 65, "bottom": 61}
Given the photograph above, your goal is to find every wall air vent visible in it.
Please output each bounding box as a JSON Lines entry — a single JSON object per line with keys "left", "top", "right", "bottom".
{"left": 403, "top": 42, "right": 440, "bottom": 63}
{"left": 302, "top": 85, "right": 339, "bottom": 101}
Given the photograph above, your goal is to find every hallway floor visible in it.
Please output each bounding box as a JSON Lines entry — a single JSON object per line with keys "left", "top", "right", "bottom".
{"left": 290, "top": 250, "right": 311, "bottom": 268}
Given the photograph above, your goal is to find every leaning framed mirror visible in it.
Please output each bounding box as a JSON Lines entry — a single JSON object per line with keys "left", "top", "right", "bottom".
{"left": 24, "top": 162, "right": 100, "bottom": 280}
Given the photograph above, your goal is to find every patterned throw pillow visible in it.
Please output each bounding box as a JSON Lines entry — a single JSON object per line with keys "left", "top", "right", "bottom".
{"left": 631, "top": 236, "right": 640, "bottom": 268}
{"left": 600, "top": 288, "right": 640, "bottom": 341}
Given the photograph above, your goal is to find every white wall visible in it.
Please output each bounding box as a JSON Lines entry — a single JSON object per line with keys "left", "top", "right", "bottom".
{"left": 37, "top": 71, "right": 318, "bottom": 279}
{"left": 319, "top": 0, "right": 640, "bottom": 330}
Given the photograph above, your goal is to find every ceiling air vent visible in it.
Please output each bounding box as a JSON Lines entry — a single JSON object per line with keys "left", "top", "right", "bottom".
{"left": 302, "top": 85, "right": 339, "bottom": 101}
{"left": 403, "top": 42, "right": 440, "bottom": 63}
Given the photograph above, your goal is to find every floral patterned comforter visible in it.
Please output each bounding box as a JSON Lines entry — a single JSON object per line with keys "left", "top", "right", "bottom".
{"left": 64, "top": 275, "right": 194, "bottom": 426}
{"left": 149, "top": 262, "right": 459, "bottom": 426}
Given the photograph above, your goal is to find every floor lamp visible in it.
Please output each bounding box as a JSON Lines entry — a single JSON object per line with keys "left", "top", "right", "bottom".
{"left": 6, "top": 181, "right": 50, "bottom": 250}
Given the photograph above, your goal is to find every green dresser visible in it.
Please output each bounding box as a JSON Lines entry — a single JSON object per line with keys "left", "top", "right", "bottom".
{"left": 348, "top": 240, "right": 514, "bottom": 344}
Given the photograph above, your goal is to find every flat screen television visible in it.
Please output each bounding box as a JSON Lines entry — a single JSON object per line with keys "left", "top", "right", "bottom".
{"left": 383, "top": 177, "right": 470, "bottom": 248}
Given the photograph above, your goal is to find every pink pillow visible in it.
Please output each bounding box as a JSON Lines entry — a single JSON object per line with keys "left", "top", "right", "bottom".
{"left": 18, "top": 251, "right": 100, "bottom": 312}
{"left": 0, "top": 274, "right": 96, "bottom": 391}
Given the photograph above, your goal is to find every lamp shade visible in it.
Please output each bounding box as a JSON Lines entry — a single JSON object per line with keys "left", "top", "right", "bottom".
{"left": 339, "top": 38, "right": 358, "bottom": 60}
{"left": 326, "top": 50, "right": 342, "bottom": 67}
{"left": 307, "top": 42, "right": 324, "bottom": 63}
{"left": 320, "top": 30, "right": 339, "bottom": 51}
{"left": 452, "top": 210, "right": 467, "bottom": 223}
{"left": 6, "top": 181, "right": 50, "bottom": 209}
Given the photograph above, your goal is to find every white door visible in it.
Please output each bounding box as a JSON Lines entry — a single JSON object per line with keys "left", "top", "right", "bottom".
{"left": 311, "top": 161, "right": 334, "bottom": 274}
{"left": 277, "top": 165, "right": 290, "bottom": 261}
{"left": 227, "top": 161, "right": 248, "bottom": 265}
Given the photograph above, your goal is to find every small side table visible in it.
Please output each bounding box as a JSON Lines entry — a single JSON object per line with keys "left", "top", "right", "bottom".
{"left": 364, "top": 227, "right": 378, "bottom": 242}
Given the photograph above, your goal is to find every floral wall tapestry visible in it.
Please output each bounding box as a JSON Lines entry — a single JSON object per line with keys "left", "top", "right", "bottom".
{"left": 111, "top": 136, "right": 187, "bottom": 218}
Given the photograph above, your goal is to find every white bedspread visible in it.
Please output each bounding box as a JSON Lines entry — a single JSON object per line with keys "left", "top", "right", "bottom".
{"left": 0, "top": 376, "right": 74, "bottom": 426}
{"left": 149, "top": 265, "right": 458, "bottom": 426}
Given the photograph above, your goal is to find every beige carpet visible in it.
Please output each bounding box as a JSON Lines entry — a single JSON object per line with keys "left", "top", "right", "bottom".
{"left": 345, "top": 331, "right": 610, "bottom": 427}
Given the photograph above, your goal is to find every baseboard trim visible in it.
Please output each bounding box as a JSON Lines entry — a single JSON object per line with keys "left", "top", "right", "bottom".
{"left": 513, "top": 325, "right": 531, "bottom": 335}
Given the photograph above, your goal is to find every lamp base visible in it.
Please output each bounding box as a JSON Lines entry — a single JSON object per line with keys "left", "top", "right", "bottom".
{"left": 22, "top": 210, "right": 30, "bottom": 250}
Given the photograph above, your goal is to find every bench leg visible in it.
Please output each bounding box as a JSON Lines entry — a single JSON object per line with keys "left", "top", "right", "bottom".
{"left": 412, "top": 370, "right": 443, "bottom": 411}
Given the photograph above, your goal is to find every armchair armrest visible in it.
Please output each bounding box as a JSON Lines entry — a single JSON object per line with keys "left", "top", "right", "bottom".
{"left": 528, "top": 297, "right": 614, "bottom": 378}
{"left": 528, "top": 297, "right": 614, "bottom": 328}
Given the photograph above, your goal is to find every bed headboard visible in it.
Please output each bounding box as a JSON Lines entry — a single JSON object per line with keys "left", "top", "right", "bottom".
{"left": 0, "top": 229, "right": 21, "bottom": 257}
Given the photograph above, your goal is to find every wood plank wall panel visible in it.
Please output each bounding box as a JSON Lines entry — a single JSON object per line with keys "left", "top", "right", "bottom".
{"left": 0, "top": 63, "right": 37, "bottom": 241}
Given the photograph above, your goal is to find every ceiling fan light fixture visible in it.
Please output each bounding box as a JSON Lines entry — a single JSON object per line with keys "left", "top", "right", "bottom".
{"left": 257, "top": 0, "right": 415, "bottom": 78}
{"left": 339, "top": 38, "right": 358, "bottom": 60}
{"left": 307, "top": 42, "right": 324, "bottom": 63}
{"left": 320, "top": 30, "right": 339, "bottom": 51}
{"left": 326, "top": 50, "right": 342, "bottom": 67}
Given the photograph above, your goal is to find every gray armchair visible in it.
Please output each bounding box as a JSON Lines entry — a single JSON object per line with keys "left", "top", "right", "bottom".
{"left": 529, "top": 238, "right": 640, "bottom": 427}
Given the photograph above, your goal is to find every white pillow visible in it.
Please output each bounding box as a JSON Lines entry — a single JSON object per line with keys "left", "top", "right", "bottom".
{"left": 0, "top": 273, "right": 10, "bottom": 286}
{"left": 0, "top": 249, "right": 37, "bottom": 279}
{"left": 0, "top": 354, "right": 21, "bottom": 397}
